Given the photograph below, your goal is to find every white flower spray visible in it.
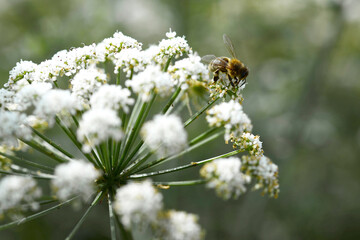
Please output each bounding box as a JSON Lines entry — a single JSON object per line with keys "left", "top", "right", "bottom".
{"left": 0, "top": 29, "right": 279, "bottom": 239}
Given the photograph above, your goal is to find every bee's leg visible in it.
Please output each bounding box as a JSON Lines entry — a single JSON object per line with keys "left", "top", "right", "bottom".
{"left": 240, "top": 78, "right": 247, "bottom": 87}
{"left": 213, "top": 70, "right": 220, "bottom": 82}
{"left": 227, "top": 74, "right": 235, "bottom": 87}
{"left": 234, "top": 77, "right": 240, "bottom": 85}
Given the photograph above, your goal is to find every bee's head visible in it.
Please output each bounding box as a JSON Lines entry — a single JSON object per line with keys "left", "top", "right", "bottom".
{"left": 240, "top": 67, "right": 249, "bottom": 79}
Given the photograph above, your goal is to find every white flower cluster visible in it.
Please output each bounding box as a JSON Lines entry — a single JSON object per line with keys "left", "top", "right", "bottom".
{"left": 52, "top": 160, "right": 101, "bottom": 201}
{"left": 169, "top": 53, "right": 209, "bottom": 89}
{"left": 0, "top": 176, "right": 41, "bottom": 216}
{"left": 233, "top": 132, "right": 263, "bottom": 157}
{"left": 126, "top": 65, "right": 174, "bottom": 101}
{"left": 155, "top": 29, "right": 192, "bottom": 64}
{"left": 14, "top": 82, "right": 52, "bottom": 111}
{"left": 206, "top": 100, "right": 252, "bottom": 142}
{"left": 77, "top": 109, "right": 123, "bottom": 153}
{"left": 90, "top": 85, "right": 134, "bottom": 113}
{"left": 200, "top": 157, "right": 251, "bottom": 200}
{"left": 34, "top": 89, "right": 80, "bottom": 126}
{"left": 96, "top": 31, "right": 142, "bottom": 61}
{"left": 70, "top": 66, "right": 107, "bottom": 105}
{"left": 113, "top": 48, "right": 149, "bottom": 77}
{"left": 0, "top": 111, "right": 31, "bottom": 147}
{"left": 114, "top": 180, "right": 163, "bottom": 229}
{"left": 158, "top": 210, "right": 204, "bottom": 240}
{"left": 114, "top": 180, "right": 204, "bottom": 239}
{"left": 141, "top": 114, "right": 188, "bottom": 157}
{"left": 242, "top": 155, "right": 279, "bottom": 198}
{"left": 0, "top": 89, "right": 14, "bottom": 109}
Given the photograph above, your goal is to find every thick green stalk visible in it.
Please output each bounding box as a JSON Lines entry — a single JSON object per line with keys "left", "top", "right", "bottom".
{"left": 129, "top": 149, "right": 241, "bottom": 179}
{"left": 0, "top": 197, "right": 77, "bottom": 230}
{"left": 162, "top": 86, "right": 182, "bottom": 114}
{"left": 65, "top": 191, "right": 103, "bottom": 240}
{"left": 108, "top": 194, "right": 117, "bottom": 240}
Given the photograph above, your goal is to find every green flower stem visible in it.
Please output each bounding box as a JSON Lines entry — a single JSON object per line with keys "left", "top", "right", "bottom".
{"left": 116, "top": 72, "right": 121, "bottom": 85}
{"left": 108, "top": 139, "right": 113, "bottom": 171}
{"left": 10, "top": 164, "right": 54, "bottom": 179}
{"left": 114, "top": 97, "right": 142, "bottom": 168}
{"left": 32, "top": 128, "right": 74, "bottom": 159}
{"left": 55, "top": 117, "right": 103, "bottom": 170}
{"left": 184, "top": 96, "right": 219, "bottom": 128}
{"left": 108, "top": 193, "right": 117, "bottom": 240}
{"left": 0, "top": 169, "right": 54, "bottom": 180}
{"left": 0, "top": 197, "right": 77, "bottom": 230}
{"left": 115, "top": 213, "right": 134, "bottom": 240}
{"left": 162, "top": 85, "right": 182, "bottom": 114}
{"left": 117, "top": 94, "right": 157, "bottom": 173}
{"left": 189, "top": 126, "right": 221, "bottom": 146}
{"left": 154, "top": 179, "right": 206, "bottom": 186}
{"left": 163, "top": 56, "right": 173, "bottom": 72}
{"left": 65, "top": 191, "right": 103, "bottom": 240}
{"left": 121, "top": 151, "right": 153, "bottom": 177}
{"left": 130, "top": 130, "right": 225, "bottom": 174}
{"left": 20, "top": 138, "right": 69, "bottom": 163}
{"left": 0, "top": 151, "right": 53, "bottom": 172}
{"left": 129, "top": 149, "right": 242, "bottom": 179}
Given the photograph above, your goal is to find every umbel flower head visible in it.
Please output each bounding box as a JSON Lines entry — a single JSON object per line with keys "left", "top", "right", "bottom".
{"left": 0, "top": 29, "right": 279, "bottom": 239}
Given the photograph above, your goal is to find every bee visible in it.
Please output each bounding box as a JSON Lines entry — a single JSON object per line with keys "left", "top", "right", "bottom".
{"left": 202, "top": 34, "right": 249, "bottom": 87}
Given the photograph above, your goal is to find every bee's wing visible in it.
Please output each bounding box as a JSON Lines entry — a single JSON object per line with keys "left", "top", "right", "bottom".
{"left": 201, "top": 55, "right": 217, "bottom": 64}
{"left": 223, "top": 34, "right": 237, "bottom": 59}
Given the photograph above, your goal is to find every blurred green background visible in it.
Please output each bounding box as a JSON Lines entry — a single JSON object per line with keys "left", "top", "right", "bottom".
{"left": 1, "top": 0, "right": 360, "bottom": 239}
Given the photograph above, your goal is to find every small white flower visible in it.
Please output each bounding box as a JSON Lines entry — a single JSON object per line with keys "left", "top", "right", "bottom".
{"left": 0, "top": 88, "right": 14, "bottom": 109}
{"left": 0, "top": 110, "right": 32, "bottom": 147}
{"left": 233, "top": 132, "right": 263, "bottom": 156}
{"left": 141, "top": 114, "right": 187, "bottom": 157}
{"left": 90, "top": 85, "right": 134, "bottom": 113}
{"left": 113, "top": 48, "right": 148, "bottom": 77}
{"left": 34, "top": 89, "right": 80, "bottom": 126}
{"left": 157, "top": 31, "right": 192, "bottom": 62}
{"left": 200, "top": 157, "right": 251, "bottom": 200}
{"left": 0, "top": 176, "right": 42, "bottom": 215}
{"left": 169, "top": 53, "right": 210, "bottom": 89}
{"left": 7, "top": 60, "right": 37, "bottom": 89}
{"left": 126, "top": 65, "right": 174, "bottom": 101}
{"left": 159, "top": 210, "right": 204, "bottom": 240}
{"left": 96, "top": 31, "right": 142, "bottom": 61}
{"left": 77, "top": 108, "right": 123, "bottom": 152}
{"left": 52, "top": 160, "right": 101, "bottom": 201}
{"left": 257, "top": 155, "right": 278, "bottom": 182}
{"left": 206, "top": 100, "right": 253, "bottom": 141}
{"left": 70, "top": 66, "right": 107, "bottom": 105}
{"left": 114, "top": 179, "right": 163, "bottom": 229}
{"left": 14, "top": 82, "right": 53, "bottom": 111}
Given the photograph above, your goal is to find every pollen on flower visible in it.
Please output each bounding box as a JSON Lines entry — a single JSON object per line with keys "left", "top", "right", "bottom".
{"left": 52, "top": 160, "right": 101, "bottom": 201}
{"left": 114, "top": 179, "right": 163, "bottom": 229}
{"left": 200, "top": 157, "right": 251, "bottom": 200}
{"left": 141, "top": 114, "right": 188, "bottom": 157}
{"left": 232, "top": 132, "right": 263, "bottom": 156}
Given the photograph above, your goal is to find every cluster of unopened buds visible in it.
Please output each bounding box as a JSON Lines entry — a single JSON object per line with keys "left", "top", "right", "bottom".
{"left": 0, "top": 29, "right": 279, "bottom": 239}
